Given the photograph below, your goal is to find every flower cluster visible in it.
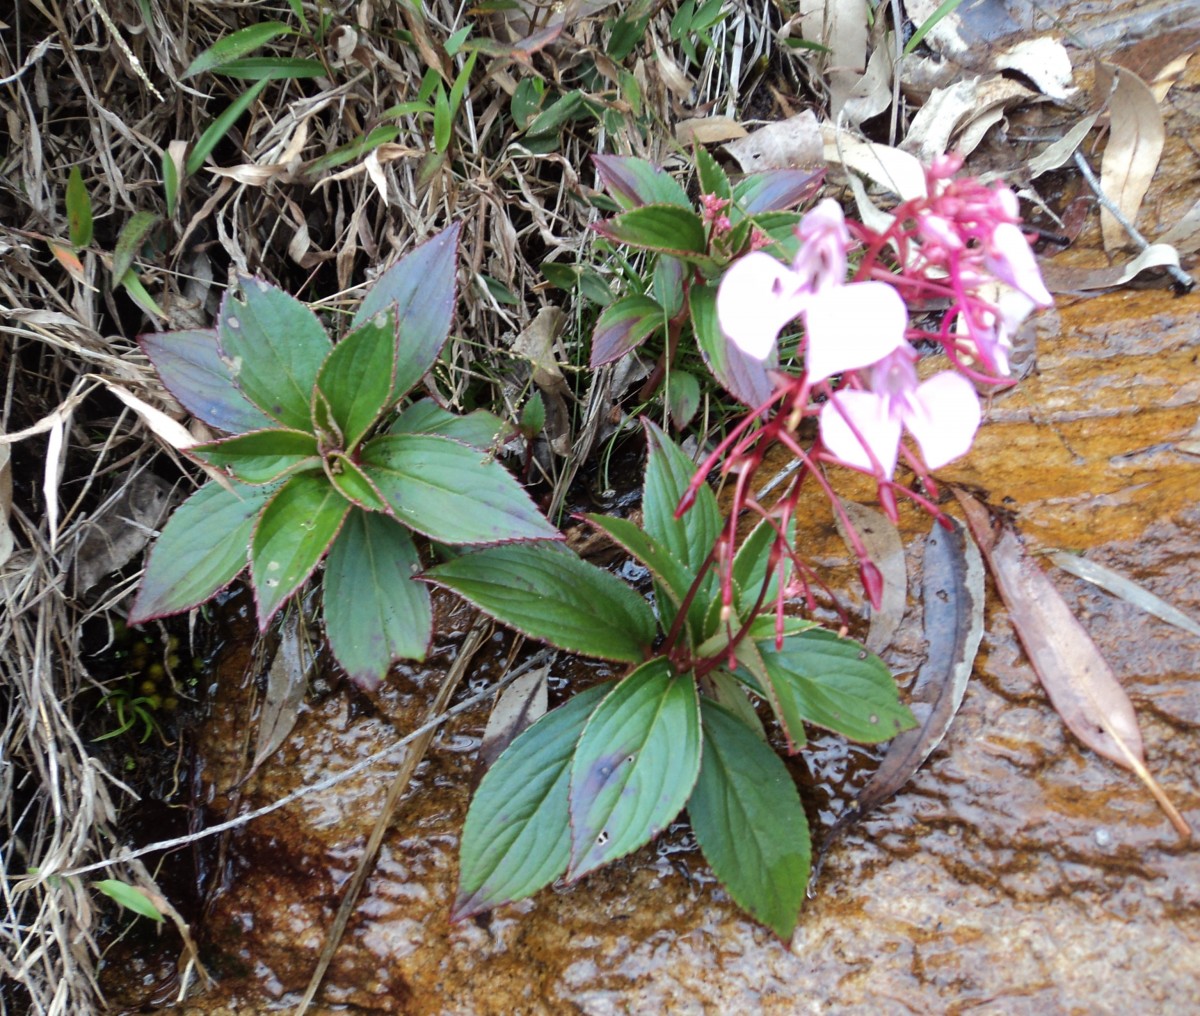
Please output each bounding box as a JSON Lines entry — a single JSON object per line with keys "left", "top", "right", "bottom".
{"left": 714, "top": 158, "right": 1051, "bottom": 482}
{"left": 688, "top": 158, "right": 1051, "bottom": 621}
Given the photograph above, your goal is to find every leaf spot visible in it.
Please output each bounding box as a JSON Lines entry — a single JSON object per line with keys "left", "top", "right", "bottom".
{"left": 267, "top": 560, "right": 281, "bottom": 571}
{"left": 227, "top": 316, "right": 241, "bottom": 330}
{"left": 868, "top": 713, "right": 878, "bottom": 724}
{"left": 373, "top": 311, "right": 388, "bottom": 328}
{"left": 596, "top": 830, "right": 609, "bottom": 846}
{"left": 263, "top": 578, "right": 279, "bottom": 588}
{"left": 624, "top": 754, "right": 635, "bottom": 764}
{"left": 857, "top": 650, "right": 867, "bottom": 660}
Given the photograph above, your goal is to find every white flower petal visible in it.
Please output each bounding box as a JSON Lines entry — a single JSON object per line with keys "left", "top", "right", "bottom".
{"left": 986, "top": 223, "right": 1052, "bottom": 306}
{"left": 717, "top": 252, "right": 808, "bottom": 360}
{"left": 903, "top": 372, "right": 981, "bottom": 469}
{"left": 819, "top": 390, "right": 902, "bottom": 477}
{"left": 804, "top": 281, "right": 908, "bottom": 385}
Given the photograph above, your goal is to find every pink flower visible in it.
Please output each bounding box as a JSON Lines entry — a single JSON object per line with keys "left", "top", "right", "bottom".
{"left": 819, "top": 350, "right": 981, "bottom": 477}
{"left": 716, "top": 251, "right": 811, "bottom": 360}
{"left": 984, "top": 222, "right": 1053, "bottom": 307}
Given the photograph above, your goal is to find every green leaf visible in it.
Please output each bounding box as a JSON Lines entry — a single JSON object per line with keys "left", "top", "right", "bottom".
{"left": 210, "top": 56, "right": 328, "bottom": 80}
{"left": 424, "top": 542, "right": 656, "bottom": 662}
{"left": 568, "top": 660, "right": 701, "bottom": 879}
{"left": 218, "top": 278, "right": 332, "bottom": 431}
{"left": 642, "top": 420, "right": 721, "bottom": 637}
{"left": 589, "top": 295, "right": 662, "bottom": 368}
{"left": 694, "top": 145, "right": 731, "bottom": 203}
{"left": 183, "top": 21, "right": 296, "bottom": 78}
{"left": 354, "top": 224, "right": 460, "bottom": 404}
{"left": 454, "top": 682, "right": 612, "bottom": 919}
{"left": 324, "top": 510, "right": 431, "bottom": 688}
{"left": 250, "top": 473, "right": 349, "bottom": 628}
{"left": 731, "top": 514, "right": 797, "bottom": 620}
{"left": 66, "top": 166, "right": 93, "bottom": 249}
{"left": 524, "top": 89, "right": 585, "bottom": 138}
{"left": 162, "top": 149, "right": 179, "bottom": 218}
{"left": 582, "top": 513, "right": 689, "bottom": 611}
{"left": 595, "top": 205, "right": 708, "bottom": 256}
{"left": 652, "top": 255, "right": 685, "bottom": 319}
{"left": 388, "top": 398, "right": 506, "bottom": 450}
{"left": 112, "top": 211, "right": 159, "bottom": 287}
{"left": 689, "top": 698, "right": 809, "bottom": 939}
{"left": 906, "top": 0, "right": 967, "bottom": 55}
{"left": 94, "top": 879, "right": 164, "bottom": 923}
{"left": 759, "top": 629, "right": 916, "bottom": 748}
{"left": 191, "top": 428, "right": 320, "bottom": 484}
{"left": 187, "top": 78, "right": 269, "bottom": 176}
{"left": 665, "top": 369, "right": 700, "bottom": 430}
{"left": 303, "top": 126, "right": 401, "bottom": 176}
{"left": 360, "top": 434, "right": 556, "bottom": 544}
{"left": 315, "top": 308, "right": 397, "bottom": 449}
{"left": 119, "top": 271, "right": 167, "bottom": 321}
{"left": 689, "top": 282, "right": 777, "bottom": 407}
{"left": 592, "top": 154, "right": 691, "bottom": 210}
{"left": 520, "top": 392, "right": 545, "bottom": 435}
{"left": 326, "top": 455, "right": 388, "bottom": 512}
{"left": 433, "top": 84, "right": 452, "bottom": 153}
{"left": 129, "top": 481, "right": 270, "bottom": 622}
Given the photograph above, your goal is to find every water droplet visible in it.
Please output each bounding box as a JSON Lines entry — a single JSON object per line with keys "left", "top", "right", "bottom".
{"left": 373, "top": 311, "right": 388, "bottom": 328}
{"left": 869, "top": 713, "right": 878, "bottom": 724}
{"left": 267, "top": 560, "right": 281, "bottom": 571}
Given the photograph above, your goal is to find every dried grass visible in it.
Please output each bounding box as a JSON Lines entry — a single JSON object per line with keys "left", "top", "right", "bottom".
{"left": 0, "top": 0, "right": 777, "bottom": 1009}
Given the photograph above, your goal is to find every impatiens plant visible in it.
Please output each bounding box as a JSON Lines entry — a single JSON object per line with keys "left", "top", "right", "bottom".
{"left": 430, "top": 422, "right": 916, "bottom": 939}
{"left": 129, "top": 225, "right": 558, "bottom": 687}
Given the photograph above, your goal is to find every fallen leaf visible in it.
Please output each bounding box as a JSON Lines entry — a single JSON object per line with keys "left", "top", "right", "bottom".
{"left": 901, "top": 75, "right": 1036, "bottom": 164}
{"left": 812, "top": 515, "right": 984, "bottom": 887}
{"left": 0, "top": 443, "right": 11, "bottom": 569}
{"left": 1039, "top": 242, "right": 1181, "bottom": 292}
{"left": 835, "top": 498, "right": 907, "bottom": 655}
{"left": 821, "top": 125, "right": 927, "bottom": 201}
{"left": 1155, "top": 196, "right": 1200, "bottom": 254}
{"left": 675, "top": 116, "right": 746, "bottom": 146}
{"left": 797, "top": 0, "right": 868, "bottom": 117}
{"left": 1047, "top": 551, "right": 1200, "bottom": 641}
{"left": 955, "top": 490, "right": 1190, "bottom": 840}
{"left": 74, "top": 471, "right": 175, "bottom": 594}
{"left": 510, "top": 306, "right": 571, "bottom": 455}
{"left": 841, "top": 32, "right": 893, "bottom": 126}
{"left": 478, "top": 664, "right": 549, "bottom": 771}
{"left": 1111, "top": 28, "right": 1200, "bottom": 103}
{"left": 1096, "top": 61, "right": 1165, "bottom": 253}
{"left": 991, "top": 36, "right": 1076, "bottom": 101}
{"left": 722, "top": 110, "right": 823, "bottom": 174}
{"left": 250, "top": 611, "right": 311, "bottom": 777}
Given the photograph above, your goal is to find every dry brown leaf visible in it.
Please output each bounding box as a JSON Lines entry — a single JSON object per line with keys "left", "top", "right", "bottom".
{"left": 991, "top": 36, "right": 1076, "bottom": 101}
{"left": 1155, "top": 196, "right": 1200, "bottom": 254}
{"left": 723, "top": 110, "right": 823, "bottom": 174}
{"left": 102, "top": 381, "right": 197, "bottom": 451}
{"left": 74, "top": 471, "right": 174, "bottom": 594}
{"left": 1039, "top": 242, "right": 1181, "bottom": 292}
{"left": 835, "top": 498, "right": 906, "bottom": 655}
{"left": 1112, "top": 28, "right": 1200, "bottom": 103}
{"left": 797, "top": 0, "right": 868, "bottom": 118}
{"left": 956, "top": 490, "right": 1190, "bottom": 840}
{"left": 1096, "top": 61, "right": 1165, "bottom": 253}
{"left": 478, "top": 664, "right": 549, "bottom": 771}
{"left": 822, "top": 125, "right": 927, "bottom": 200}
{"left": 250, "top": 612, "right": 311, "bottom": 778}
{"left": 841, "top": 33, "right": 893, "bottom": 126}
{"left": 511, "top": 306, "right": 571, "bottom": 455}
{"left": 901, "top": 75, "right": 1035, "bottom": 164}
{"left": 675, "top": 116, "right": 746, "bottom": 146}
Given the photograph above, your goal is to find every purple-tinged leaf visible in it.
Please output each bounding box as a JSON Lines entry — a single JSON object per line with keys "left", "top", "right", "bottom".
{"left": 652, "top": 255, "right": 686, "bottom": 319}
{"left": 956, "top": 490, "right": 1191, "bottom": 839}
{"left": 353, "top": 224, "right": 460, "bottom": 404}
{"left": 694, "top": 146, "right": 732, "bottom": 202}
{"left": 567, "top": 659, "right": 701, "bottom": 880}
{"left": 360, "top": 434, "right": 557, "bottom": 544}
{"left": 759, "top": 629, "right": 916, "bottom": 750}
{"left": 324, "top": 510, "right": 431, "bottom": 689}
{"left": 593, "top": 205, "right": 708, "bottom": 257}
{"left": 190, "top": 428, "right": 320, "bottom": 484}
{"left": 454, "top": 682, "right": 612, "bottom": 921}
{"left": 129, "top": 481, "right": 270, "bottom": 623}
{"left": 732, "top": 168, "right": 824, "bottom": 216}
{"left": 423, "top": 541, "right": 656, "bottom": 663}
{"left": 388, "top": 398, "right": 507, "bottom": 450}
{"left": 139, "top": 329, "right": 272, "bottom": 434}
{"left": 592, "top": 154, "right": 691, "bottom": 210}
{"left": 689, "top": 698, "right": 809, "bottom": 940}
{"left": 583, "top": 513, "right": 690, "bottom": 609}
{"left": 250, "top": 472, "right": 349, "bottom": 629}
{"left": 589, "top": 295, "right": 663, "bottom": 368}
{"left": 834, "top": 498, "right": 907, "bottom": 654}
{"left": 218, "top": 279, "right": 332, "bottom": 431}
{"left": 666, "top": 369, "right": 700, "bottom": 430}
{"left": 315, "top": 308, "right": 398, "bottom": 450}
{"left": 689, "top": 282, "right": 777, "bottom": 407}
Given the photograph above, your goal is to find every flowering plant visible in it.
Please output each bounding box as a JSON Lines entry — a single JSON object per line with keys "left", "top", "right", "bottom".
{"left": 691, "top": 154, "right": 1052, "bottom": 619}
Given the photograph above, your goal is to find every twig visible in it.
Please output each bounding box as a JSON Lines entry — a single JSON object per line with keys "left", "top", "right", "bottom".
{"left": 22, "top": 652, "right": 549, "bottom": 884}
{"left": 1072, "top": 151, "right": 1196, "bottom": 292}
